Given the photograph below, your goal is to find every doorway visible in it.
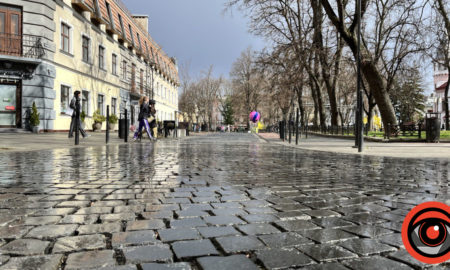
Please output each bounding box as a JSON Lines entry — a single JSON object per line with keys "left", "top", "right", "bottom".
{"left": 0, "top": 82, "right": 21, "bottom": 128}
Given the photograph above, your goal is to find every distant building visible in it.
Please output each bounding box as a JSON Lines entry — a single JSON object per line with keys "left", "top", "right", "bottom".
{"left": 433, "top": 59, "right": 449, "bottom": 126}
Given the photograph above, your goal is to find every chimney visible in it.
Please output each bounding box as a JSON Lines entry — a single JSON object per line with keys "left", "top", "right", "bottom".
{"left": 132, "top": 15, "right": 148, "bottom": 32}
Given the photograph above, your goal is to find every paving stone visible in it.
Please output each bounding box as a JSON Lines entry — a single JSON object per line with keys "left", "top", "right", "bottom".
{"left": 240, "top": 214, "right": 278, "bottom": 223}
{"left": 310, "top": 217, "right": 355, "bottom": 229}
{"left": 25, "top": 224, "right": 78, "bottom": 239}
{"left": 211, "top": 208, "right": 247, "bottom": 216}
{"left": 0, "top": 255, "right": 9, "bottom": 265}
{"left": 211, "top": 202, "right": 243, "bottom": 209}
{"left": 342, "top": 256, "right": 413, "bottom": 270}
{"left": 146, "top": 204, "right": 180, "bottom": 212}
{"left": 338, "top": 239, "right": 397, "bottom": 256}
{"left": 179, "top": 204, "right": 213, "bottom": 211}
{"left": 203, "top": 215, "right": 246, "bottom": 226}
{"left": 59, "top": 214, "right": 99, "bottom": 224}
{"left": 301, "top": 228, "right": 358, "bottom": 244}
{"left": 197, "top": 226, "right": 241, "bottom": 238}
{"left": 378, "top": 233, "right": 404, "bottom": 248}
{"left": 176, "top": 209, "right": 209, "bottom": 218}
{"left": 271, "top": 203, "right": 311, "bottom": 211}
{"left": 100, "top": 212, "right": 136, "bottom": 222}
{"left": 341, "top": 225, "right": 394, "bottom": 238}
{"left": 387, "top": 249, "right": 431, "bottom": 269}
{"left": 301, "top": 262, "right": 350, "bottom": 270}
{"left": 297, "top": 244, "right": 358, "bottom": 262}
{"left": 342, "top": 213, "right": 386, "bottom": 225}
{"left": 275, "top": 220, "right": 322, "bottom": 231}
{"left": 256, "top": 248, "right": 315, "bottom": 269}
{"left": 0, "top": 239, "right": 50, "bottom": 256}
{"left": 114, "top": 205, "right": 145, "bottom": 213}
{"left": 92, "top": 200, "right": 125, "bottom": 207}
{"left": 142, "top": 211, "right": 174, "bottom": 219}
{"left": 141, "top": 262, "right": 192, "bottom": 270}
{"left": 158, "top": 228, "right": 201, "bottom": 242}
{"left": 76, "top": 207, "right": 113, "bottom": 215}
{"left": 245, "top": 207, "right": 277, "bottom": 214}
{"left": 275, "top": 211, "right": 311, "bottom": 221}
{"left": 303, "top": 209, "right": 341, "bottom": 218}
{"left": 127, "top": 220, "right": 166, "bottom": 231}
{"left": 215, "top": 235, "right": 265, "bottom": 253}
{"left": 94, "top": 265, "right": 138, "bottom": 270}
{"left": 197, "top": 255, "right": 258, "bottom": 270}
{"left": 0, "top": 225, "right": 32, "bottom": 239}
{"left": 53, "top": 234, "right": 106, "bottom": 253}
{"left": 33, "top": 208, "right": 76, "bottom": 216}
{"left": 171, "top": 239, "right": 219, "bottom": 258}
{"left": 112, "top": 230, "right": 159, "bottom": 247}
{"left": 65, "top": 250, "right": 116, "bottom": 270}
{"left": 237, "top": 223, "right": 280, "bottom": 235}
{"left": 78, "top": 223, "right": 122, "bottom": 235}
{"left": 170, "top": 218, "right": 207, "bottom": 229}
{"left": 258, "top": 232, "right": 314, "bottom": 248}
{"left": 0, "top": 254, "right": 63, "bottom": 270}
{"left": 21, "top": 216, "right": 62, "bottom": 225}
{"left": 123, "top": 244, "right": 173, "bottom": 263}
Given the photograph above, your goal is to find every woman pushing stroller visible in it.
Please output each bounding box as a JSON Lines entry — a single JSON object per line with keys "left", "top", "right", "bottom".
{"left": 133, "top": 96, "right": 155, "bottom": 141}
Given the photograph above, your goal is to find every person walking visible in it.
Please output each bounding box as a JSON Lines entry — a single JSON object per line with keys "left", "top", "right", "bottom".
{"left": 148, "top": 99, "right": 158, "bottom": 140}
{"left": 69, "top": 91, "right": 88, "bottom": 138}
{"left": 133, "top": 96, "right": 153, "bottom": 141}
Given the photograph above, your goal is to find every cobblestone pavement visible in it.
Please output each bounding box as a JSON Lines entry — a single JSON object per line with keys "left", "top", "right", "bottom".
{"left": 0, "top": 133, "right": 448, "bottom": 269}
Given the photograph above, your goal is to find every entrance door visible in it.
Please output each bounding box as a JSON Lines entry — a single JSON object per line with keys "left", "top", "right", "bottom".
{"left": 0, "top": 5, "right": 22, "bottom": 56}
{"left": 0, "top": 84, "right": 17, "bottom": 127}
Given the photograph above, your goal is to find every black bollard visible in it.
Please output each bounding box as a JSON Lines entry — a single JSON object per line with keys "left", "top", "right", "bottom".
{"left": 75, "top": 105, "right": 80, "bottom": 146}
{"left": 295, "top": 109, "right": 299, "bottom": 145}
{"left": 106, "top": 105, "right": 110, "bottom": 144}
{"left": 288, "top": 114, "right": 292, "bottom": 144}
{"left": 124, "top": 109, "right": 128, "bottom": 143}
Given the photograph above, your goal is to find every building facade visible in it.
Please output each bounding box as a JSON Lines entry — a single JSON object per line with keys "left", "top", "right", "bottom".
{"left": 0, "top": 0, "right": 179, "bottom": 131}
{"left": 433, "top": 60, "right": 449, "bottom": 127}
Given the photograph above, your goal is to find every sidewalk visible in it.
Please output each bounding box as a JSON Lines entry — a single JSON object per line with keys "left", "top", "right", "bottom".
{"left": 0, "top": 132, "right": 166, "bottom": 153}
{"left": 258, "top": 132, "right": 450, "bottom": 159}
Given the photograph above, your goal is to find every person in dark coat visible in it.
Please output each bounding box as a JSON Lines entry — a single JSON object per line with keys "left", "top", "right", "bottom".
{"left": 133, "top": 96, "right": 153, "bottom": 141}
{"left": 148, "top": 99, "right": 157, "bottom": 140}
{"left": 69, "top": 91, "right": 88, "bottom": 138}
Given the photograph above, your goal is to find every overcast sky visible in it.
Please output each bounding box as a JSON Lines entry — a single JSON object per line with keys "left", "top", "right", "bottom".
{"left": 123, "top": 0, "right": 266, "bottom": 79}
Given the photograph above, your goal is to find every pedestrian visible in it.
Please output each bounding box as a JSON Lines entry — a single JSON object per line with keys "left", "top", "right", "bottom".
{"left": 133, "top": 96, "right": 153, "bottom": 141}
{"left": 148, "top": 99, "right": 157, "bottom": 140}
{"left": 68, "top": 91, "right": 88, "bottom": 138}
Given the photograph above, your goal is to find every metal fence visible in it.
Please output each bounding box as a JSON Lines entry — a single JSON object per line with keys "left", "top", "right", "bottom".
{"left": 0, "top": 33, "right": 45, "bottom": 59}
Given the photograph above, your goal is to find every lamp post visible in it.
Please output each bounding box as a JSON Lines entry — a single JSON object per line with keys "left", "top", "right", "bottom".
{"left": 356, "top": 0, "right": 364, "bottom": 152}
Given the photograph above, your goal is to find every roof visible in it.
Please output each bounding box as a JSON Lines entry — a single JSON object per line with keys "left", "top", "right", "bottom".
{"left": 436, "top": 81, "right": 448, "bottom": 91}
{"left": 73, "top": 0, "right": 179, "bottom": 85}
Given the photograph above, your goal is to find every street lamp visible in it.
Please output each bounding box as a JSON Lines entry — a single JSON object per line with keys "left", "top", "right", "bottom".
{"left": 356, "top": 0, "right": 364, "bottom": 152}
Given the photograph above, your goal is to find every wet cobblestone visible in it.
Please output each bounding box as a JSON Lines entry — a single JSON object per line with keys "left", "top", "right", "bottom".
{"left": 0, "top": 133, "right": 448, "bottom": 269}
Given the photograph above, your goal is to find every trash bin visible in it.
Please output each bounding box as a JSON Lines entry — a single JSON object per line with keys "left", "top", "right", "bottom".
{"left": 118, "top": 119, "right": 130, "bottom": 139}
{"left": 279, "top": 120, "right": 285, "bottom": 139}
{"left": 425, "top": 112, "right": 441, "bottom": 143}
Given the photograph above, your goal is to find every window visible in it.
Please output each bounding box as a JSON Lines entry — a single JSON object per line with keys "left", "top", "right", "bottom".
{"left": 112, "top": 54, "right": 117, "bottom": 75}
{"left": 82, "top": 35, "right": 90, "bottom": 62}
{"left": 111, "top": 97, "right": 117, "bottom": 115}
{"left": 99, "top": 46, "right": 105, "bottom": 70}
{"left": 97, "top": 94, "right": 104, "bottom": 116}
{"left": 122, "top": 60, "right": 127, "bottom": 80}
{"left": 60, "top": 85, "right": 70, "bottom": 114}
{"left": 61, "top": 22, "right": 71, "bottom": 53}
{"left": 118, "top": 14, "right": 125, "bottom": 35}
{"left": 137, "top": 33, "right": 142, "bottom": 49}
{"left": 128, "top": 24, "right": 134, "bottom": 45}
{"left": 82, "top": 90, "right": 89, "bottom": 115}
{"left": 131, "top": 64, "right": 136, "bottom": 92}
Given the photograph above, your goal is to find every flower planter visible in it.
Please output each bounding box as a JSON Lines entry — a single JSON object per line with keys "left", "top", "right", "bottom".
{"left": 32, "top": 126, "right": 40, "bottom": 134}
{"left": 108, "top": 123, "right": 116, "bottom": 131}
{"left": 92, "top": 122, "right": 102, "bottom": 132}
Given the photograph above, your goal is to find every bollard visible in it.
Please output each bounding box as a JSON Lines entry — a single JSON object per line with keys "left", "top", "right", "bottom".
{"left": 418, "top": 123, "right": 421, "bottom": 139}
{"left": 75, "top": 105, "right": 80, "bottom": 146}
{"left": 106, "top": 105, "right": 110, "bottom": 144}
{"left": 288, "top": 113, "right": 292, "bottom": 144}
{"left": 124, "top": 109, "right": 128, "bottom": 143}
{"left": 305, "top": 123, "right": 308, "bottom": 139}
{"left": 295, "top": 109, "right": 299, "bottom": 145}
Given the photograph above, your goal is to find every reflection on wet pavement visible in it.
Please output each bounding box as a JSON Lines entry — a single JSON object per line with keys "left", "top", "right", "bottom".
{"left": 0, "top": 133, "right": 448, "bottom": 269}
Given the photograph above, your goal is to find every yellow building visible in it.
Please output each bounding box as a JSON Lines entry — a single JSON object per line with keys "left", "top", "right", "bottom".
{"left": 0, "top": 0, "right": 179, "bottom": 132}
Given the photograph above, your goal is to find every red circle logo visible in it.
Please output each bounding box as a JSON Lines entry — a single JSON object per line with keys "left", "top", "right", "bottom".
{"left": 402, "top": 201, "right": 450, "bottom": 264}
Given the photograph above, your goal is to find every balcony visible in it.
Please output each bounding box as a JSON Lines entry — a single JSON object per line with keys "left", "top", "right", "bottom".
{"left": 0, "top": 33, "right": 45, "bottom": 60}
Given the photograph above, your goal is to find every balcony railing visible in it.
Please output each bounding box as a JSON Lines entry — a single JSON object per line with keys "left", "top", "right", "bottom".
{"left": 0, "top": 33, "right": 45, "bottom": 59}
